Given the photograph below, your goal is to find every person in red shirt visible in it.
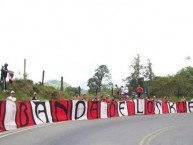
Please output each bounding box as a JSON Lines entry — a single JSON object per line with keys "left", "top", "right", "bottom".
{"left": 136, "top": 85, "right": 143, "bottom": 98}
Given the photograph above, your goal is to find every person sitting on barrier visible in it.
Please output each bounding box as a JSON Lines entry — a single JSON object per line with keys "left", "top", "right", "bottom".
{"left": 72, "top": 94, "right": 80, "bottom": 100}
{"left": 105, "top": 95, "right": 111, "bottom": 103}
{"left": 180, "top": 96, "right": 186, "bottom": 102}
{"left": 7, "top": 90, "right": 16, "bottom": 102}
{"left": 31, "top": 92, "right": 38, "bottom": 100}
{"left": 81, "top": 94, "right": 87, "bottom": 101}
{"left": 100, "top": 95, "right": 106, "bottom": 102}
{"left": 163, "top": 96, "right": 170, "bottom": 102}
{"left": 93, "top": 96, "right": 99, "bottom": 101}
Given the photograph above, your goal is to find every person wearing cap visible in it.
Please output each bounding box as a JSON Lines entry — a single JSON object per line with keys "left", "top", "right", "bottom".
{"left": 31, "top": 92, "right": 38, "bottom": 100}
{"left": 1, "top": 63, "right": 9, "bottom": 92}
{"left": 6, "top": 90, "right": 17, "bottom": 102}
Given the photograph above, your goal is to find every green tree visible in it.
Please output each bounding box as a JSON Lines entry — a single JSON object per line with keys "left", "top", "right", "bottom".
{"left": 175, "top": 66, "right": 193, "bottom": 97}
{"left": 87, "top": 65, "right": 112, "bottom": 94}
{"left": 149, "top": 67, "right": 193, "bottom": 98}
{"left": 143, "top": 59, "right": 155, "bottom": 82}
{"left": 64, "top": 86, "right": 79, "bottom": 97}
{"left": 143, "top": 59, "right": 155, "bottom": 94}
{"left": 149, "top": 76, "right": 177, "bottom": 97}
{"left": 127, "top": 54, "right": 143, "bottom": 88}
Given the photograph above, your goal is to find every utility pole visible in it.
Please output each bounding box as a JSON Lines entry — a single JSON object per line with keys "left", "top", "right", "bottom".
{"left": 111, "top": 87, "right": 114, "bottom": 96}
{"left": 78, "top": 86, "right": 81, "bottom": 96}
{"left": 23, "top": 59, "right": 26, "bottom": 80}
{"left": 42, "top": 70, "right": 45, "bottom": 85}
{"left": 60, "top": 76, "right": 63, "bottom": 91}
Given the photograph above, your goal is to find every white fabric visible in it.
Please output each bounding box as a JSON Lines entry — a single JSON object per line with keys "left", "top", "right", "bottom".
{"left": 72, "top": 100, "right": 88, "bottom": 121}
{"left": 155, "top": 102, "right": 163, "bottom": 114}
{"left": 30, "top": 101, "right": 53, "bottom": 124}
{"left": 134, "top": 99, "right": 144, "bottom": 114}
{"left": 4, "top": 100, "right": 17, "bottom": 130}
{"left": 118, "top": 101, "right": 128, "bottom": 117}
{"left": 7, "top": 96, "right": 16, "bottom": 102}
{"left": 100, "top": 102, "right": 108, "bottom": 118}
{"left": 124, "top": 86, "right": 129, "bottom": 94}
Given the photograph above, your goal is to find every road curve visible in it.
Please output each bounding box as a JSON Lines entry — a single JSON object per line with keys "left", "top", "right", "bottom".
{"left": 0, "top": 113, "right": 193, "bottom": 145}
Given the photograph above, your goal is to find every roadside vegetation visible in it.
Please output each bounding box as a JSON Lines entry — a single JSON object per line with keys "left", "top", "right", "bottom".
{"left": 1, "top": 54, "right": 193, "bottom": 102}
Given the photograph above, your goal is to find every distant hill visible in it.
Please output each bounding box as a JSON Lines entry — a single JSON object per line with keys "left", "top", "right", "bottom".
{"left": 45, "top": 80, "right": 70, "bottom": 89}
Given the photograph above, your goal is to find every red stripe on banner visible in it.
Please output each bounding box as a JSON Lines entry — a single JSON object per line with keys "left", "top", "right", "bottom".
{"left": 145, "top": 99, "right": 155, "bottom": 115}
{"left": 50, "top": 100, "right": 72, "bottom": 122}
{"left": 16, "top": 101, "right": 35, "bottom": 128}
{"left": 176, "top": 102, "right": 187, "bottom": 113}
{"left": 126, "top": 101, "right": 135, "bottom": 115}
{"left": 0, "top": 101, "right": 6, "bottom": 132}
{"left": 107, "top": 101, "right": 119, "bottom": 118}
{"left": 87, "top": 101, "right": 101, "bottom": 119}
{"left": 162, "top": 102, "right": 169, "bottom": 114}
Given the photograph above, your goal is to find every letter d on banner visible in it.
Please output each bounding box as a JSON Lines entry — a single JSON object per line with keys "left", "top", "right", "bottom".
{"left": 72, "top": 100, "right": 88, "bottom": 121}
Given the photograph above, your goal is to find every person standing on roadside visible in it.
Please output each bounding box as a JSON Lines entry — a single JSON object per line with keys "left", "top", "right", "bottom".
{"left": 1, "top": 63, "right": 9, "bottom": 92}
{"left": 136, "top": 85, "right": 143, "bottom": 98}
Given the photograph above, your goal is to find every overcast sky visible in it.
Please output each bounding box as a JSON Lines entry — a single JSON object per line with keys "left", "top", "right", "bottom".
{"left": 0, "top": 0, "right": 193, "bottom": 88}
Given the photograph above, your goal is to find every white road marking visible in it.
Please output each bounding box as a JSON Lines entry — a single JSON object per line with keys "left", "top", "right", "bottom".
{"left": 0, "top": 120, "right": 71, "bottom": 139}
{"left": 139, "top": 125, "right": 183, "bottom": 145}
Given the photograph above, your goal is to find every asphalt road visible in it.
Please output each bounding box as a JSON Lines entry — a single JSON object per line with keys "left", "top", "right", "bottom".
{"left": 0, "top": 113, "right": 193, "bottom": 145}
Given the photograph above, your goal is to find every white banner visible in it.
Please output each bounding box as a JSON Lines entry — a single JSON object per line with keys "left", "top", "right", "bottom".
{"left": 4, "top": 100, "right": 17, "bottom": 130}
{"left": 118, "top": 101, "right": 128, "bottom": 117}
{"left": 134, "top": 99, "right": 144, "bottom": 115}
{"left": 154, "top": 101, "right": 163, "bottom": 114}
{"left": 72, "top": 100, "right": 88, "bottom": 121}
{"left": 30, "top": 101, "right": 53, "bottom": 125}
{"left": 187, "top": 102, "right": 193, "bottom": 113}
{"left": 168, "top": 102, "right": 177, "bottom": 114}
{"left": 100, "top": 102, "right": 108, "bottom": 119}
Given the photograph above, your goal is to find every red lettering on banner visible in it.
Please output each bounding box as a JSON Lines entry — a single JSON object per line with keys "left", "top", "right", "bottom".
{"left": 145, "top": 99, "right": 155, "bottom": 115}
{"left": 162, "top": 102, "right": 169, "bottom": 114}
{"left": 107, "top": 101, "right": 118, "bottom": 118}
{"left": 126, "top": 101, "right": 135, "bottom": 115}
{"left": 50, "top": 100, "right": 72, "bottom": 122}
{"left": 87, "top": 101, "right": 100, "bottom": 119}
{"left": 0, "top": 101, "right": 6, "bottom": 132}
{"left": 16, "top": 101, "right": 35, "bottom": 128}
{"left": 176, "top": 102, "right": 187, "bottom": 113}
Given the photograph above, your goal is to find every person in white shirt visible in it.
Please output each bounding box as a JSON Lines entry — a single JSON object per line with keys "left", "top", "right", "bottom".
{"left": 120, "top": 86, "right": 124, "bottom": 95}
{"left": 124, "top": 85, "right": 129, "bottom": 96}
{"left": 7, "top": 90, "right": 16, "bottom": 102}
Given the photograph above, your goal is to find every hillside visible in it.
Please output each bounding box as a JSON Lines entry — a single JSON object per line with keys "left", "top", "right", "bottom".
{"left": 0, "top": 79, "right": 66, "bottom": 101}
{"left": 45, "top": 79, "right": 70, "bottom": 89}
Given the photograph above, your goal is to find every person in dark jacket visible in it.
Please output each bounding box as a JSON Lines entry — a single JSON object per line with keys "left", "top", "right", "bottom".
{"left": 1, "top": 63, "right": 9, "bottom": 92}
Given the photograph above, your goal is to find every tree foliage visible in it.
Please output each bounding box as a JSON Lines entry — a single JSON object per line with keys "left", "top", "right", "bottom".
{"left": 64, "top": 86, "right": 79, "bottom": 97}
{"left": 127, "top": 54, "right": 155, "bottom": 91}
{"left": 87, "top": 65, "right": 112, "bottom": 94}
{"left": 143, "top": 59, "right": 155, "bottom": 82}
{"left": 127, "top": 54, "right": 143, "bottom": 87}
{"left": 149, "top": 67, "right": 193, "bottom": 98}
